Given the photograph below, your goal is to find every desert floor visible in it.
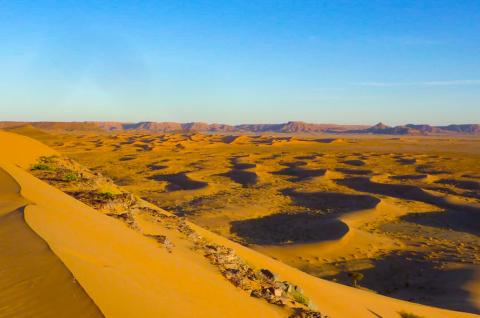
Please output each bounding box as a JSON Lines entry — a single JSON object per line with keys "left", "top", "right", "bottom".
{"left": 13, "top": 127, "right": 480, "bottom": 315}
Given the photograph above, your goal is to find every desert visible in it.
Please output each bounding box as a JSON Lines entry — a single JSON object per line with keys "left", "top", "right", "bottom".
{"left": 1, "top": 123, "right": 479, "bottom": 317}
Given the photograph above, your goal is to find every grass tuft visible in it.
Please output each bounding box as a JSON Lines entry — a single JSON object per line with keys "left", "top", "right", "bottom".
{"left": 63, "top": 172, "right": 79, "bottom": 182}
{"left": 31, "top": 163, "right": 53, "bottom": 171}
{"left": 289, "top": 289, "right": 309, "bottom": 306}
{"left": 97, "top": 184, "right": 122, "bottom": 199}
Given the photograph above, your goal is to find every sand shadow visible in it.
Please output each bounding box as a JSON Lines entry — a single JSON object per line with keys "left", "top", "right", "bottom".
{"left": 389, "top": 174, "right": 427, "bottom": 180}
{"left": 147, "top": 163, "right": 168, "bottom": 171}
{"left": 314, "top": 138, "right": 340, "bottom": 143}
{"left": 323, "top": 251, "right": 480, "bottom": 314}
{"left": 294, "top": 155, "right": 317, "bottom": 160}
{"left": 272, "top": 162, "right": 326, "bottom": 181}
{"left": 435, "top": 179, "right": 480, "bottom": 190}
{"left": 416, "top": 164, "right": 450, "bottom": 175}
{"left": 282, "top": 188, "right": 380, "bottom": 213}
{"left": 396, "top": 158, "right": 417, "bottom": 165}
{"left": 147, "top": 172, "right": 208, "bottom": 191}
{"left": 335, "top": 177, "right": 480, "bottom": 213}
{"left": 401, "top": 210, "right": 480, "bottom": 236}
{"left": 119, "top": 155, "right": 136, "bottom": 161}
{"left": 335, "top": 168, "right": 373, "bottom": 175}
{"left": 341, "top": 159, "right": 366, "bottom": 166}
{"left": 229, "top": 157, "right": 257, "bottom": 170}
{"left": 218, "top": 170, "right": 258, "bottom": 187}
{"left": 230, "top": 212, "right": 349, "bottom": 245}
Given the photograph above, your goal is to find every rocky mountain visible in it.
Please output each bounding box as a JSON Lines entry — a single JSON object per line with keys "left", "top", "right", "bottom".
{"left": 0, "top": 121, "right": 479, "bottom": 135}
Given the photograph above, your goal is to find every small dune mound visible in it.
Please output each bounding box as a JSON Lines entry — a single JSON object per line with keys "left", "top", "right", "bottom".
{"left": 147, "top": 163, "right": 168, "bottom": 171}
{"left": 335, "top": 168, "right": 373, "bottom": 175}
{"left": 416, "top": 164, "right": 450, "bottom": 175}
{"left": 341, "top": 159, "right": 366, "bottom": 167}
{"left": 314, "top": 138, "right": 343, "bottom": 144}
{"left": 395, "top": 157, "right": 417, "bottom": 165}
{"left": 188, "top": 133, "right": 206, "bottom": 141}
{"left": 401, "top": 210, "right": 480, "bottom": 236}
{"left": 462, "top": 174, "right": 480, "bottom": 179}
{"left": 222, "top": 135, "right": 251, "bottom": 144}
{"left": 270, "top": 137, "right": 309, "bottom": 146}
{"left": 282, "top": 188, "right": 380, "bottom": 213}
{"left": 230, "top": 212, "right": 349, "bottom": 245}
{"left": 435, "top": 179, "right": 480, "bottom": 190}
{"left": 219, "top": 170, "right": 258, "bottom": 187}
{"left": 174, "top": 142, "right": 189, "bottom": 149}
{"left": 390, "top": 174, "right": 428, "bottom": 180}
{"left": 396, "top": 158, "right": 417, "bottom": 165}
{"left": 147, "top": 172, "right": 208, "bottom": 191}
{"left": 119, "top": 155, "right": 136, "bottom": 161}
{"left": 280, "top": 161, "right": 307, "bottom": 167}
{"left": 229, "top": 157, "right": 257, "bottom": 170}
{"left": 233, "top": 162, "right": 257, "bottom": 170}
{"left": 294, "top": 155, "right": 317, "bottom": 160}
{"left": 336, "top": 177, "right": 480, "bottom": 212}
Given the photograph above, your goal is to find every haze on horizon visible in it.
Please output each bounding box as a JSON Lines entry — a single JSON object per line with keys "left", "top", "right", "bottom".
{"left": 0, "top": 1, "right": 479, "bottom": 125}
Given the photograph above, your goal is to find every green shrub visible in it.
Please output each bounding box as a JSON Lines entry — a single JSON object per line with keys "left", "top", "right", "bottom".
{"left": 96, "top": 184, "right": 122, "bottom": 201}
{"left": 289, "top": 289, "right": 309, "bottom": 306}
{"left": 399, "top": 311, "right": 424, "bottom": 318}
{"left": 99, "top": 191, "right": 115, "bottom": 200}
{"left": 31, "top": 163, "right": 53, "bottom": 171}
{"left": 39, "top": 155, "right": 58, "bottom": 164}
{"left": 63, "top": 172, "right": 79, "bottom": 182}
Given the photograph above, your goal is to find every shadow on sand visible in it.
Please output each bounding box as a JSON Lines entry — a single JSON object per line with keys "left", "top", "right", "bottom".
{"left": 401, "top": 210, "right": 480, "bottom": 236}
{"left": 272, "top": 162, "right": 326, "bottom": 181}
{"left": 147, "top": 172, "right": 208, "bottom": 191}
{"left": 230, "top": 212, "right": 349, "bottom": 245}
{"left": 281, "top": 188, "right": 380, "bottom": 213}
{"left": 323, "top": 251, "right": 480, "bottom": 314}
{"left": 336, "top": 177, "right": 480, "bottom": 213}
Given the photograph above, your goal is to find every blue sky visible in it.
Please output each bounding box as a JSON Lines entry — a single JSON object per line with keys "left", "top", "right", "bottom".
{"left": 0, "top": 1, "right": 479, "bottom": 125}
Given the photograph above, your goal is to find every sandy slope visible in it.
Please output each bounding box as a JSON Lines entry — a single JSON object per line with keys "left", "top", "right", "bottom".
{"left": 0, "top": 130, "right": 284, "bottom": 317}
{"left": 0, "top": 130, "right": 478, "bottom": 317}
{"left": 0, "top": 167, "right": 103, "bottom": 318}
{"left": 0, "top": 131, "right": 57, "bottom": 169}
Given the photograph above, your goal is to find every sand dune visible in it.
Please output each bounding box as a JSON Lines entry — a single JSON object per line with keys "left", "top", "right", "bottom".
{"left": 0, "top": 167, "right": 103, "bottom": 318}
{"left": 0, "top": 138, "right": 284, "bottom": 317}
{"left": 1, "top": 130, "right": 478, "bottom": 317}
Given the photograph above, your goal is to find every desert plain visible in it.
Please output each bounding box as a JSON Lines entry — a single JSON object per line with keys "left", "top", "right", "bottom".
{"left": 1, "top": 125, "right": 479, "bottom": 318}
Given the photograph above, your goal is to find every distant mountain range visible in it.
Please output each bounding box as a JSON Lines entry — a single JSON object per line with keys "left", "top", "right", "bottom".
{"left": 1, "top": 121, "right": 479, "bottom": 135}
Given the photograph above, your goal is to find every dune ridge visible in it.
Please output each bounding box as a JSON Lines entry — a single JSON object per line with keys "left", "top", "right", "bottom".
{"left": 0, "top": 166, "right": 103, "bottom": 318}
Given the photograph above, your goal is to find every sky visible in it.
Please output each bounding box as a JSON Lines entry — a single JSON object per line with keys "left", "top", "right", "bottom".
{"left": 0, "top": 0, "right": 479, "bottom": 125}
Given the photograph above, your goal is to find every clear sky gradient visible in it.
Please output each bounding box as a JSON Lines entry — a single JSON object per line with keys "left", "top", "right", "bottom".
{"left": 1, "top": 1, "right": 479, "bottom": 125}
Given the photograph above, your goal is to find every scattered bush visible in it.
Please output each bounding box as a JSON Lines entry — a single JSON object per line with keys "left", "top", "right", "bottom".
{"left": 289, "top": 289, "right": 310, "bottom": 306}
{"left": 99, "top": 191, "right": 115, "bottom": 200}
{"left": 31, "top": 163, "right": 53, "bottom": 171}
{"left": 31, "top": 155, "right": 59, "bottom": 171}
{"left": 39, "top": 155, "right": 58, "bottom": 164}
{"left": 63, "top": 172, "right": 79, "bottom": 182}
{"left": 348, "top": 271, "right": 364, "bottom": 287}
{"left": 398, "top": 311, "right": 424, "bottom": 318}
{"left": 97, "top": 184, "right": 121, "bottom": 199}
